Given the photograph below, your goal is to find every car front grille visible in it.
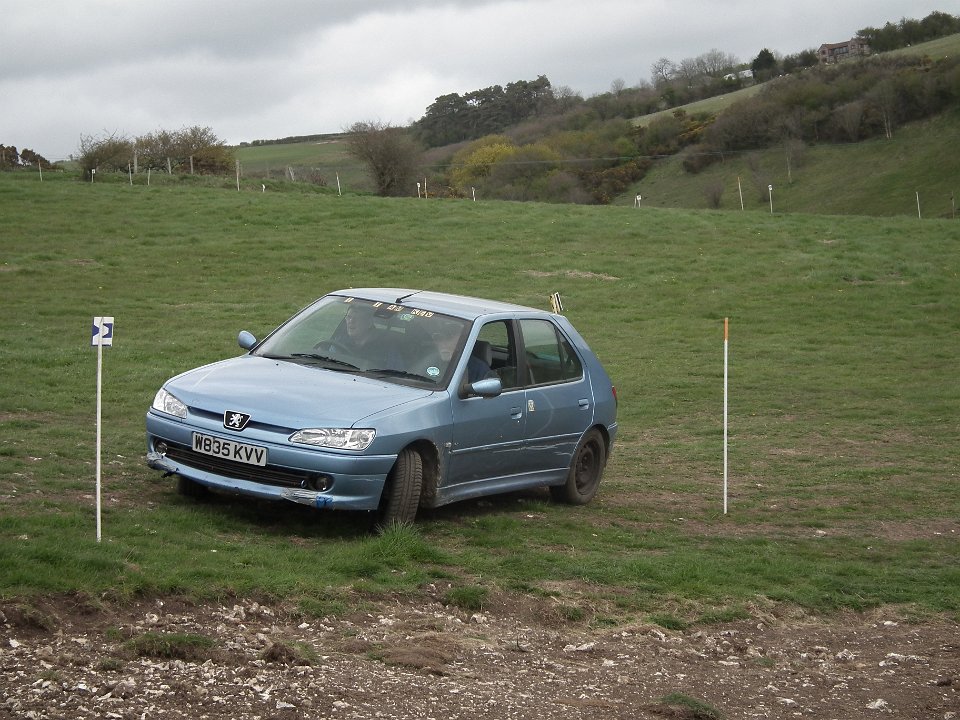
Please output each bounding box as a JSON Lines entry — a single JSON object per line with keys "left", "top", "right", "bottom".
{"left": 162, "top": 443, "right": 314, "bottom": 489}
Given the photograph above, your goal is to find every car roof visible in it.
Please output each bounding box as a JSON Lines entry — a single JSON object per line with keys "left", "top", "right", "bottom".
{"left": 331, "top": 288, "right": 546, "bottom": 320}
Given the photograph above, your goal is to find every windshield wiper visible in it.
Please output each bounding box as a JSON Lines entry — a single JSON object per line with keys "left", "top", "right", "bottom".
{"left": 286, "top": 353, "right": 360, "bottom": 370}
{"left": 366, "top": 368, "right": 437, "bottom": 383}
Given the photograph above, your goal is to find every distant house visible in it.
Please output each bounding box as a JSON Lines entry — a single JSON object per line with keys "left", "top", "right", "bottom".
{"left": 818, "top": 38, "right": 870, "bottom": 63}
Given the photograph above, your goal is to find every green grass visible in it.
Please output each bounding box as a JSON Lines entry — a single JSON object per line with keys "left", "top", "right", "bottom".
{"left": 658, "top": 693, "right": 723, "bottom": 720}
{"left": 0, "top": 171, "right": 957, "bottom": 623}
{"left": 631, "top": 83, "right": 765, "bottom": 128}
{"left": 122, "top": 631, "right": 218, "bottom": 660}
{"left": 234, "top": 137, "right": 372, "bottom": 192}
{"left": 888, "top": 32, "right": 960, "bottom": 60}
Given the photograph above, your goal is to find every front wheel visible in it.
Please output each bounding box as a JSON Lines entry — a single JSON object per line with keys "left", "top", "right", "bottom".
{"left": 374, "top": 448, "right": 423, "bottom": 531}
{"left": 550, "top": 429, "right": 606, "bottom": 505}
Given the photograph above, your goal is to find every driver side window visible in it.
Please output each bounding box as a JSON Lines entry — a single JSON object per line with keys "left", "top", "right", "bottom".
{"left": 476, "top": 320, "right": 523, "bottom": 391}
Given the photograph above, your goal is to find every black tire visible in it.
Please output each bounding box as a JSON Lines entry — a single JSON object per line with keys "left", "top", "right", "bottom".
{"left": 176, "top": 475, "right": 208, "bottom": 499}
{"left": 374, "top": 448, "right": 423, "bottom": 531}
{"left": 550, "top": 428, "right": 606, "bottom": 505}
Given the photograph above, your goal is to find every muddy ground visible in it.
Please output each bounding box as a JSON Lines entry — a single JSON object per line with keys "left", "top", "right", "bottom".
{"left": 1, "top": 592, "right": 957, "bottom": 720}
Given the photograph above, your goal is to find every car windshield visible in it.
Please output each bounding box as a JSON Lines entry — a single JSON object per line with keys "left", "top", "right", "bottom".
{"left": 252, "top": 295, "right": 471, "bottom": 388}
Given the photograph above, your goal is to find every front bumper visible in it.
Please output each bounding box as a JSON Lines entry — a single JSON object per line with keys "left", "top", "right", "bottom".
{"left": 146, "top": 411, "right": 395, "bottom": 511}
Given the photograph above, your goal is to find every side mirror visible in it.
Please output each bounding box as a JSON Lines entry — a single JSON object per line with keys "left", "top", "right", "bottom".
{"left": 238, "top": 330, "right": 257, "bottom": 350}
{"left": 463, "top": 376, "right": 503, "bottom": 399}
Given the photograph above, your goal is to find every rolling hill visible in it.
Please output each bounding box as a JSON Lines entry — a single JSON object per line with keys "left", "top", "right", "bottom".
{"left": 234, "top": 34, "right": 960, "bottom": 218}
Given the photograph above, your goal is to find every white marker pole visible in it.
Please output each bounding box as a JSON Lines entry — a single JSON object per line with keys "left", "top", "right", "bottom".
{"left": 96, "top": 327, "right": 103, "bottom": 542}
{"left": 91, "top": 317, "right": 114, "bottom": 542}
{"left": 723, "top": 317, "right": 729, "bottom": 515}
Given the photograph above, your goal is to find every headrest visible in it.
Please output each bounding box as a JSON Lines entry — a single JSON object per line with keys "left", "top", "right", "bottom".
{"left": 471, "top": 340, "right": 493, "bottom": 365}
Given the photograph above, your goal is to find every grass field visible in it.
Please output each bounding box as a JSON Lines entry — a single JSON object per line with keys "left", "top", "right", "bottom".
{"left": 235, "top": 137, "right": 373, "bottom": 193}
{"left": 1, "top": 171, "right": 957, "bottom": 624}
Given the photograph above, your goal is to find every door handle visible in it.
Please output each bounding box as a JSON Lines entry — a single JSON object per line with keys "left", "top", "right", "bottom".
{"left": 578, "top": 399, "right": 590, "bottom": 409}
{"left": 510, "top": 407, "right": 523, "bottom": 420}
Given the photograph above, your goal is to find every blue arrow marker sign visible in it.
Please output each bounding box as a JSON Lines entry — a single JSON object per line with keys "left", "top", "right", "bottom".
{"left": 91, "top": 317, "right": 114, "bottom": 347}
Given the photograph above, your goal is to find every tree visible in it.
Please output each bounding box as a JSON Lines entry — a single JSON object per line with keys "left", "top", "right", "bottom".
{"left": 345, "top": 121, "right": 422, "bottom": 197}
{"left": 0, "top": 145, "right": 20, "bottom": 169}
{"left": 76, "top": 132, "right": 133, "bottom": 180}
{"left": 651, "top": 57, "right": 677, "bottom": 87}
{"left": 133, "top": 126, "right": 232, "bottom": 174}
{"left": 781, "top": 49, "right": 818, "bottom": 74}
{"left": 700, "top": 49, "right": 739, "bottom": 77}
{"left": 449, "top": 135, "right": 516, "bottom": 191}
{"left": 414, "top": 76, "right": 555, "bottom": 148}
{"left": 751, "top": 48, "right": 777, "bottom": 81}
{"left": 858, "top": 11, "right": 960, "bottom": 52}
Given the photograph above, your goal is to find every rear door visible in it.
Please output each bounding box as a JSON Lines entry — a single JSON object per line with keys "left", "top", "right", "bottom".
{"left": 517, "top": 318, "right": 593, "bottom": 479}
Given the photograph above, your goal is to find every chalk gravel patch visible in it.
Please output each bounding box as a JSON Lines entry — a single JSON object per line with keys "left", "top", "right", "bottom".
{"left": 1, "top": 598, "right": 957, "bottom": 719}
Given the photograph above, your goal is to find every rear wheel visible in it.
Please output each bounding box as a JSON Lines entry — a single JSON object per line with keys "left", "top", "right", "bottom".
{"left": 550, "top": 429, "right": 605, "bottom": 505}
{"left": 374, "top": 448, "right": 423, "bottom": 531}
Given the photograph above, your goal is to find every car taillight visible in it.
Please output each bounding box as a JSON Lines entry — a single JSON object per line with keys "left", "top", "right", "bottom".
{"left": 611, "top": 385, "right": 617, "bottom": 407}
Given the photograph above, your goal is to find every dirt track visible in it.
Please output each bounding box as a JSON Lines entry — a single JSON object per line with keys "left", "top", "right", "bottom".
{"left": 1, "top": 594, "right": 957, "bottom": 719}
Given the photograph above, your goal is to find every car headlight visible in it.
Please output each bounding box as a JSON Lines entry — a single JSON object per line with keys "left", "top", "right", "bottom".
{"left": 152, "top": 388, "right": 187, "bottom": 419}
{"left": 289, "top": 428, "right": 376, "bottom": 451}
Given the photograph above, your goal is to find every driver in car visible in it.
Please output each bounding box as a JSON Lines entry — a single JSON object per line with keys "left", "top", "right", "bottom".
{"left": 340, "top": 304, "right": 403, "bottom": 370}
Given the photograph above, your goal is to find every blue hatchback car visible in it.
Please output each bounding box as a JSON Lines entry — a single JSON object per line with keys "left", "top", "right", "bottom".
{"left": 146, "top": 289, "right": 618, "bottom": 527}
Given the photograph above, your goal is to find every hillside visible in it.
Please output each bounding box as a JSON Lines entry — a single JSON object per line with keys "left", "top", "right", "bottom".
{"left": 235, "top": 106, "right": 960, "bottom": 219}
{"left": 235, "top": 136, "right": 367, "bottom": 192}
{"left": 620, "top": 108, "right": 960, "bottom": 217}
{"left": 232, "top": 33, "right": 960, "bottom": 218}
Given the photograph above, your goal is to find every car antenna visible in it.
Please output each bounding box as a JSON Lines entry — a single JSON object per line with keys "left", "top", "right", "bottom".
{"left": 395, "top": 290, "right": 423, "bottom": 303}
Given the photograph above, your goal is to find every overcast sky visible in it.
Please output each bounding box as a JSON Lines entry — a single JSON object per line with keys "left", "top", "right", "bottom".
{"left": 2, "top": 0, "right": 953, "bottom": 160}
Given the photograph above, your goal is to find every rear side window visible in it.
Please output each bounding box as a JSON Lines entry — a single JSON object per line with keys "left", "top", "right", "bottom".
{"left": 519, "top": 319, "right": 583, "bottom": 386}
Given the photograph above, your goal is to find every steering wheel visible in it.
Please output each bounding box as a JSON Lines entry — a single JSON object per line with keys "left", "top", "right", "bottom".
{"left": 313, "top": 340, "right": 349, "bottom": 354}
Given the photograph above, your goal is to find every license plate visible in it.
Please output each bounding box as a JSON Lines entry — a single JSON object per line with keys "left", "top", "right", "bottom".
{"left": 192, "top": 433, "right": 267, "bottom": 466}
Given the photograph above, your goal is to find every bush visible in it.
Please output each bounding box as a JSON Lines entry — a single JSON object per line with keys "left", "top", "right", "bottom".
{"left": 682, "top": 144, "right": 724, "bottom": 174}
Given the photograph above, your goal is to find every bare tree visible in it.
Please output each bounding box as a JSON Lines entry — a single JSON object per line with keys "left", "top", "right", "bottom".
{"left": 76, "top": 131, "right": 133, "bottom": 180}
{"left": 650, "top": 57, "right": 677, "bottom": 87}
{"left": 704, "top": 179, "right": 725, "bottom": 208}
{"left": 783, "top": 138, "right": 807, "bottom": 183}
{"left": 676, "top": 57, "right": 702, "bottom": 85}
{"left": 551, "top": 85, "right": 583, "bottom": 112}
{"left": 345, "top": 121, "right": 422, "bottom": 197}
{"left": 833, "top": 101, "right": 865, "bottom": 142}
{"left": 700, "top": 49, "right": 740, "bottom": 77}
